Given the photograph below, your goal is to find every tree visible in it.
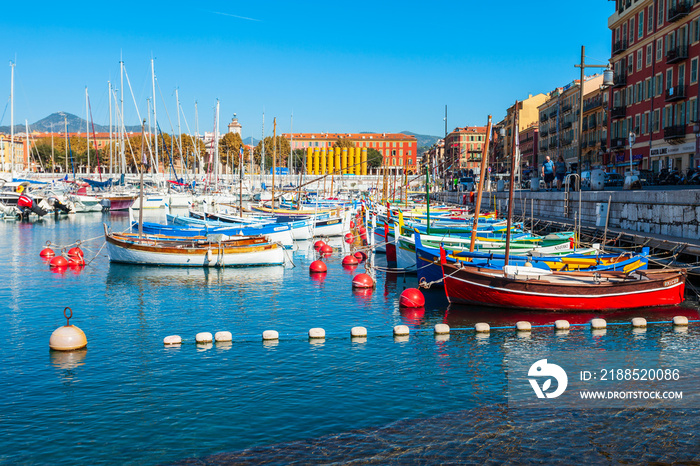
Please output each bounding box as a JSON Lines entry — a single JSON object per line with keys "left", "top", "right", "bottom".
{"left": 219, "top": 132, "right": 245, "bottom": 169}
{"left": 333, "top": 137, "right": 355, "bottom": 149}
{"left": 367, "top": 148, "right": 383, "bottom": 169}
{"left": 289, "top": 148, "right": 306, "bottom": 173}
{"left": 254, "top": 136, "right": 291, "bottom": 171}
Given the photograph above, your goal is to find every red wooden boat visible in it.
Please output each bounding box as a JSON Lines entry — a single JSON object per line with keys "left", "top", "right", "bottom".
{"left": 441, "top": 260, "right": 687, "bottom": 311}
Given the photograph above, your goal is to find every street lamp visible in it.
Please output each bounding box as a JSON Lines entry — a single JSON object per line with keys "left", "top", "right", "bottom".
{"left": 575, "top": 45, "right": 613, "bottom": 176}
{"left": 623, "top": 132, "right": 641, "bottom": 190}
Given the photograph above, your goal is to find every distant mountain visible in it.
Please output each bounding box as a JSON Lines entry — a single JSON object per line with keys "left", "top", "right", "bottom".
{"left": 400, "top": 131, "right": 441, "bottom": 154}
{"left": 0, "top": 112, "right": 144, "bottom": 134}
{"left": 242, "top": 136, "right": 260, "bottom": 146}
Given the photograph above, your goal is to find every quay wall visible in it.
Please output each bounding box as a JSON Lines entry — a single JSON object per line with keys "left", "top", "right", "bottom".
{"left": 436, "top": 190, "right": 700, "bottom": 242}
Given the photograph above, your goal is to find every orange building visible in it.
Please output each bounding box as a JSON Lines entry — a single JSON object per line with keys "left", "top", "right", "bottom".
{"left": 283, "top": 132, "right": 418, "bottom": 174}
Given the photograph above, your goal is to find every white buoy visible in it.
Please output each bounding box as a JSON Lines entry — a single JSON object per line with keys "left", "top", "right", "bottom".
{"left": 393, "top": 325, "right": 410, "bottom": 336}
{"left": 516, "top": 321, "right": 532, "bottom": 332}
{"left": 215, "top": 331, "right": 232, "bottom": 342}
{"left": 434, "top": 324, "right": 450, "bottom": 335}
{"left": 351, "top": 326, "right": 367, "bottom": 337}
{"left": 554, "top": 320, "right": 570, "bottom": 330}
{"left": 196, "top": 332, "right": 213, "bottom": 343}
{"left": 163, "top": 335, "right": 182, "bottom": 345}
{"left": 262, "top": 330, "right": 279, "bottom": 341}
{"left": 474, "top": 323, "right": 490, "bottom": 333}
{"left": 591, "top": 318, "right": 607, "bottom": 329}
{"left": 673, "top": 316, "right": 689, "bottom": 326}
{"left": 49, "top": 307, "right": 87, "bottom": 351}
{"left": 631, "top": 317, "right": 647, "bottom": 328}
{"left": 309, "top": 328, "right": 326, "bottom": 339}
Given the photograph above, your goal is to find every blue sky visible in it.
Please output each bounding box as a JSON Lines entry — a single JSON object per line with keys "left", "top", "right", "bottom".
{"left": 0, "top": 1, "right": 613, "bottom": 139}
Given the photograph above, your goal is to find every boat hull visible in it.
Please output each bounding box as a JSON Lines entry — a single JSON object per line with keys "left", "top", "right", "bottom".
{"left": 442, "top": 264, "right": 686, "bottom": 311}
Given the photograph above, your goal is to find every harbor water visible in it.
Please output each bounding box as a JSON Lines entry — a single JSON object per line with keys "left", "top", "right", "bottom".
{"left": 1, "top": 211, "right": 699, "bottom": 464}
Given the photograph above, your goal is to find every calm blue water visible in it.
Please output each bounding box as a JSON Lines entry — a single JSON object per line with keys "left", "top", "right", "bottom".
{"left": 1, "top": 212, "right": 699, "bottom": 465}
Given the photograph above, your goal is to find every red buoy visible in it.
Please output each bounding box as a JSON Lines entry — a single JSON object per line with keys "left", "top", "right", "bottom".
{"left": 40, "top": 248, "right": 55, "bottom": 258}
{"left": 319, "top": 244, "right": 334, "bottom": 256}
{"left": 69, "top": 256, "right": 85, "bottom": 266}
{"left": 309, "top": 260, "right": 327, "bottom": 273}
{"left": 313, "top": 240, "right": 326, "bottom": 251}
{"left": 352, "top": 273, "right": 374, "bottom": 289}
{"left": 68, "top": 247, "right": 84, "bottom": 258}
{"left": 49, "top": 256, "right": 69, "bottom": 268}
{"left": 354, "top": 251, "right": 367, "bottom": 262}
{"left": 358, "top": 226, "right": 367, "bottom": 235}
{"left": 344, "top": 233, "right": 354, "bottom": 244}
{"left": 342, "top": 255, "right": 359, "bottom": 266}
{"left": 350, "top": 221, "right": 355, "bottom": 229}
{"left": 399, "top": 288, "right": 425, "bottom": 308}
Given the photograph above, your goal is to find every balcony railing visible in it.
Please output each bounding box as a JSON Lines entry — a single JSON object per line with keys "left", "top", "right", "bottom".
{"left": 611, "top": 106, "right": 627, "bottom": 119}
{"left": 613, "top": 39, "right": 628, "bottom": 55}
{"left": 612, "top": 72, "right": 627, "bottom": 88}
{"left": 611, "top": 137, "right": 625, "bottom": 149}
{"left": 665, "top": 84, "right": 686, "bottom": 102}
{"left": 581, "top": 140, "right": 588, "bottom": 149}
{"left": 540, "top": 129, "right": 549, "bottom": 137}
{"left": 562, "top": 103, "right": 573, "bottom": 113}
{"left": 562, "top": 120, "right": 573, "bottom": 130}
{"left": 583, "top": 99, "right": 603, "bottom": 112}
{"left": 664, "top": 124, "right": 687, "bottom": 140}
{"left": 561, "top": 138, "right": 573, "bottom": 146}
{"left": 540, "top": 113, "right": 549, "bottom": 122}
{"left": 666, "top": 45, "right": 688, "bottom": 64}
{"left": 549, "top": 139, "right": 559, "bottom": 149}
{"left": 669, "top": 0, "right": 692, "bottom": 22}
{"left": 549, "top": 108, "right": 558, "bottom": 118}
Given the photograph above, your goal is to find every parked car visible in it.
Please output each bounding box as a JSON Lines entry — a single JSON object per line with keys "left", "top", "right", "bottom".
{"left": 604, "top": 173, "right": 624, "bottom": 187}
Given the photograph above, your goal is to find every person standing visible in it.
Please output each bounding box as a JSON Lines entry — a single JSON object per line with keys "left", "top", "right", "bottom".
{"left": 555, "top": 155, "right": 567, "bottom": 191}
{"left": 541, "top": 156, "right": 554, "bottom": 191}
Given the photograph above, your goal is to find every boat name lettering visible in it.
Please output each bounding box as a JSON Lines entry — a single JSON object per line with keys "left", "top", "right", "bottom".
{"left": 663, "top": 278, "right": 679, "bottom": 287}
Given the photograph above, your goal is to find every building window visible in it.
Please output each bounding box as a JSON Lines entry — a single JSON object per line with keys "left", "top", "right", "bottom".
{"left": 646, "top": 78, "right": 652, "bottom": 99}
{"left": 648, "top": 5, "right": 654, "bottom": 33}
{"left": 637, "top": 49, "right": 643, "bottom": 71}
{"left": 692, "top": 59, "right": 699, "bottom": 84}
{"left": 694, "top": 18, "right": 700, "bottom": 43}
{"left": 679, "top": 63, "right": 686, "bottom": 86}
{"left": 655, "top": 73, "right": 663, "bottom": 95}
{"left": 646, "top": 44, "right": 652, "bottom": 67}
{"left": 666, "top": 69, "right": 673, "bottom": 91}
{"left": 638, "top": 11, "right": 644, "bottom": 38}
{"left": 689, "top": 99, "right": 697, "bottom": 123}
{"left": 408, "top": 158, "right": 412, "bottom": 166}
{"left": 628, "top": 55, "right": 634, "bottom": 74}
{"left": 629, "top": 18, "right": 635, "bottom": 44}
{"left": 641, "top": 113, "right": 647, "bottom": 134}
{"left": 656, "top": 38, "right": 663, "bottom": 62}
{"left": 653, "top": 109, "right": 660, "bottom": 132}
{"left": 658, "top": 0, "right": 664, "bottom": 27}
{"left": 637, "top": 82, "right": 642, "bottom": 102}
{"left": 634, "top": 114, "right": 640, "bottom": 134}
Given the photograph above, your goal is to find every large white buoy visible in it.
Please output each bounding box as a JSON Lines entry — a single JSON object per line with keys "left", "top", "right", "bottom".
{"left": 393, "top": 325, "right": 410, "bottom": 336}
{"left": 516, "top": 321, "right": 532, "bottom": 332}
{"left": 631, "top": 317, "right": 647, "bottom": 328}
{"left": 196, "top": 332, "right": 213, "bottom": 343}
{"left": 554, "top": 320, "right": 570, "bottom": 330}
{"left": 262, "top": 330, "right": 279, "bottom": 341}
{"left": 49, "top": 307, "right": 87, "bottom": 351}
{"left": 351, "top": 326, "right": 367, "bottom": 337}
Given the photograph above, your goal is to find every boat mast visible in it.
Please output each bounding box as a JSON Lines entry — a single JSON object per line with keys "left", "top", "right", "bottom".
{"left": 261, "top": 111, "right": 265, "bottom": 187}
{"left": 272, "top": 117, "right": 276, "bottom": 210}
{"left": 504, "top": 101, "right": 519, "bottom": 268}
{"left": 195, "top": 101, "right": 199, "bottom": 175}
{"left": 138, "top": 119, "right": 146, "bottom": 238}
{"left": 176, "top": 89, "right": 183, "bottom": 179}
{"left": 151, "top": 58, "right": 158, "bottom": 174}
{"left": 469, "top": 115, "right": 492, "bottom": 252}
{"left": 85, "top": 87, "right": 90, "bottom": 175}
{"left": 120, "top": 57, "right": 126, "bottom": 176}
{"left": 215, "top": 99, "right": 220, "bottom": 190}
{"left": 10, "top": 60, "right": 14, "bottom": 175}
{"left": 109, "top": 81, "right": 113, "bottom": 176}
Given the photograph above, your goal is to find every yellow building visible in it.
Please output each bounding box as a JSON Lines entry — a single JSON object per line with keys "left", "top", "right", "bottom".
{"left": 503, "top": 93, "right": 549, "bottom": 160}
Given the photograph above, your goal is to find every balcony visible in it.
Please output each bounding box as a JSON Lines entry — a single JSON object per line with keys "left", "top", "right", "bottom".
{"left": 549, "top": 108, "right": 558, "bottom": 118}
{"left": 562, "top": 103, "right": 573, "bottom": 113}
{"left": 668, "top": 0, "right": 692, "bottom": 22}
{"left": 583, "top": 98, "right": 603, "bottom": 112}
{"left": 581, "top": 140, "right": 588, "bottom": 149}
{"left": 540, "top": 129, "right": 549, "bottom": 137}
{"left": 611, "top": 106, "right": 627, "bottom": 119}
{"left": 664, "top": 124, "right": 687, "bottom": 140}
{"left": 549, "top": 139, "right": 559, "bottom": 149}
{"left": 562, "top": 120, "right": 573, "bottom": 130}
{"left": 666, "top": 45, "right": 688, "bottom": 64}
{"left": 540, "top": 113, "right": 549, "bottom": 122}
{"left": 611, "top": 137, "right": 625, "bottom": 149}
{"left": 665, "top": 84, "right": 686, "bottom": 102}
{"left": 612, "top": 72, "right": 627, "bottom": 88}
{"left": 561, "top": 138, "right": 573, "bottom": 146}
{"left": 613, "top": 39, "right": 628, "bottom": 55}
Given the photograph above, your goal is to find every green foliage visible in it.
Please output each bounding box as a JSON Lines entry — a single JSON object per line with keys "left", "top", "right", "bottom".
{"left": 366, "top": 148, "right": 383, "bottom": 168}
{"left": 254, "top": 136, "right": 291, "bottom": 169}
{"left": 333, "top": 138, "right": 356, "bottom": 149}
{"left": 218, "top": 132, "right": 245, "bottom": 168}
